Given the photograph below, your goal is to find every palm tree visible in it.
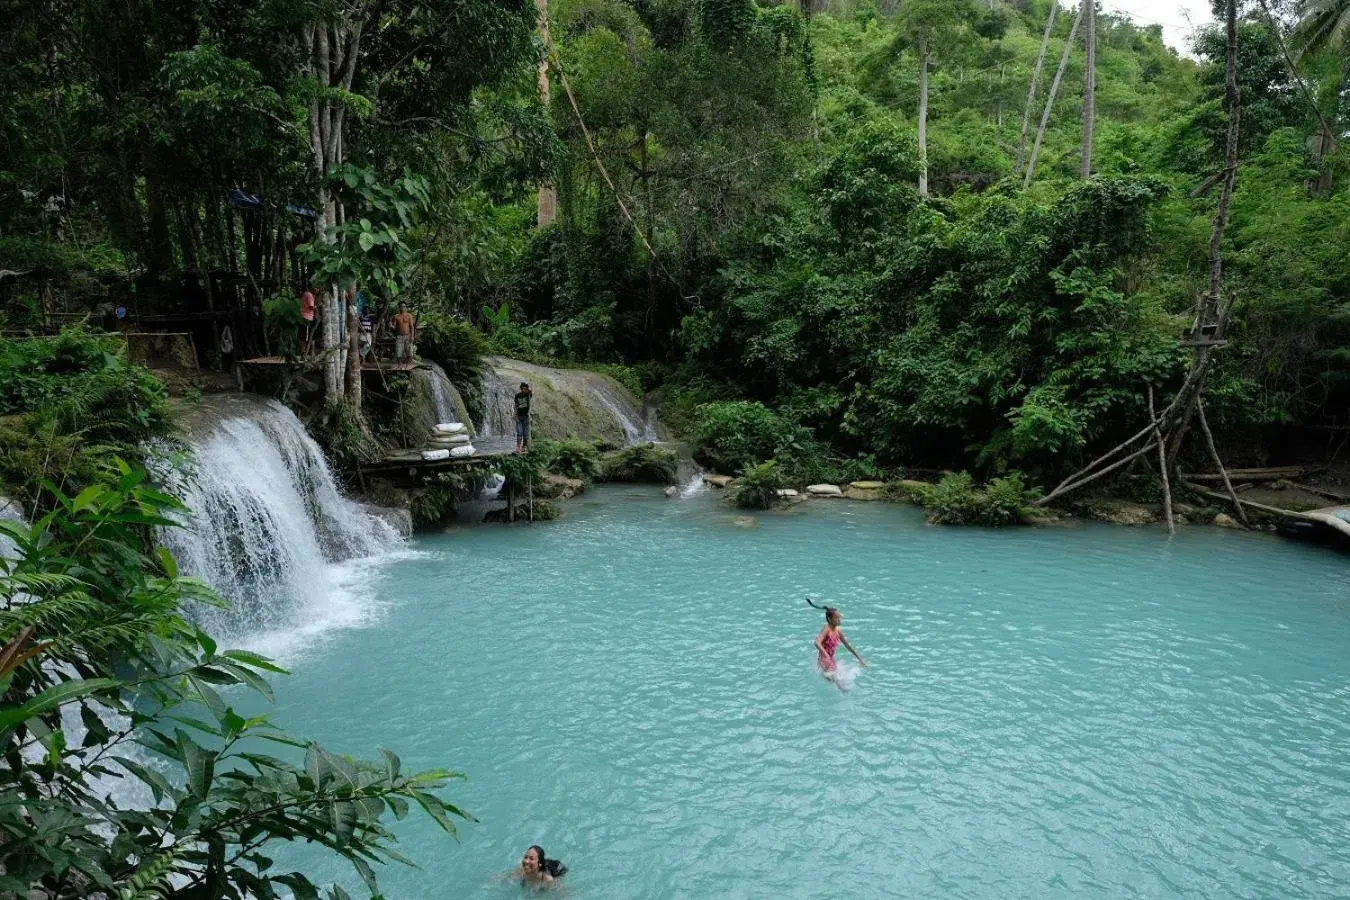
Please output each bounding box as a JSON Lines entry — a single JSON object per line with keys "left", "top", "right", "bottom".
{"left": 1291, "top": 0, "right": 1350, "bottom": 58}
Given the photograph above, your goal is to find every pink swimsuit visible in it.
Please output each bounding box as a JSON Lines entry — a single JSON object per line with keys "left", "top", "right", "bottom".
{"left": 818, "top": 630, "right": 840, "bottom": 672}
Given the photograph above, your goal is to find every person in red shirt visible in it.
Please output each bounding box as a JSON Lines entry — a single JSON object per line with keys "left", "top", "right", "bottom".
{"left": 300, "top": 289, "right": 316, "bottom": 355}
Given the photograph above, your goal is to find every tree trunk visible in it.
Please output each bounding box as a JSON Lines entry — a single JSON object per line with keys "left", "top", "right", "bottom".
{"left": 535, "top": 0, "right": 558, "bottom": 226}
{"left": 1081, "top": 0, "right": 1096, "bottom": 179}
{"left": 918, "top": 42, "right": 930, "bottom": 198}
{"left": 1015, "top": 1, "right": 1057, "bottom": 175}
{"left": 344, "top": 285, "right": 362, "bottom": 404}
{"left": 1024, "top": 5, "right": 1083, "bottom": 188}
{"left": 1167, "top": 0, "right": 1241, "bottom": 472}
{"left": 305, "top": 16, "right": 366, "bottom": 404}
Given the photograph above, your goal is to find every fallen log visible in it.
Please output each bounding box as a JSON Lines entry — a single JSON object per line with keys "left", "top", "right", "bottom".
{"left": 1182, "top": 479, "right": 1350, "bottom": 540}
{"left": 1186, "top": 467, "right": 1305, "bottom": 483}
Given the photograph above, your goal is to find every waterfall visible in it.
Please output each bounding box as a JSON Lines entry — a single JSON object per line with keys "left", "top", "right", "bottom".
{"left": 479, "top": 367, "right": 516, "bottom": 439}
{"left": 426, "top": 364, "right": 465, "bottom": 426}
{"left": 479, "top": 357, "right": 662, "bottom": 447}
{"left": 0, "top": 496, "right": 21, "bottom": 562}
{"left": 592, "top": 384, "right": 643, "bottom": 445}
{"left": 154, "top": 398, "right": 400, "bottom": 648}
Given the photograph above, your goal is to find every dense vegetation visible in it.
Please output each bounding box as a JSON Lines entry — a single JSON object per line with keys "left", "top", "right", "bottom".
{"left": 3, "top": 0, "right": 1350, "bottom": 891}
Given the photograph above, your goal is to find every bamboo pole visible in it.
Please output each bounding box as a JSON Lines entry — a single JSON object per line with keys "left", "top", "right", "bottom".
{"left": 1039, "top": 441, "right": 1159, "bottom": 506}
{"left": 1196, "top": 400, "right": 1249, "bottom": 525}
{"left": 1149, "top": 386, "right": 1176, "bottom": 534}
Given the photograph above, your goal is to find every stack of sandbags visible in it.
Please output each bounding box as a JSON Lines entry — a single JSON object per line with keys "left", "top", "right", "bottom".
{"left": 422, "top": 448, "right": 451, "bottom": 461}
{"left": 428, "top": 422, "right": 471, "bottom": 447}
{"left": 425, "top": 422, "right": 475, "bottom": 458}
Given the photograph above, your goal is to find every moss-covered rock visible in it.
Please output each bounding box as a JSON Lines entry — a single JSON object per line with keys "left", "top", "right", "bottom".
{"left": 480, "top": 357, "right": 659, "bottom": 446}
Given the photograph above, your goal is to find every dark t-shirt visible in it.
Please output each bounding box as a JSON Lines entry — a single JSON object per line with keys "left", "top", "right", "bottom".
{"left": 514, "top": 391, "right": 531, "bottom": 418}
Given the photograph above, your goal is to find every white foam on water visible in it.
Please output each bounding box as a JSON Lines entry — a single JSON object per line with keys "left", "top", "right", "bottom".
{"left": 678, "top": 469, "right": 707, "bottom": 498}
{"left": 152, "top": 397, "right": 404, "bottom": 654}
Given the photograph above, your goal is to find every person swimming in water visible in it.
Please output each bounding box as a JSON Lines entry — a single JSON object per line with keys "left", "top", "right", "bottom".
{"left": 808, "top": 598, "right": 867, "bottom": 686}
{"left": 515, "top": 845, "right": 566, "bottom": 890}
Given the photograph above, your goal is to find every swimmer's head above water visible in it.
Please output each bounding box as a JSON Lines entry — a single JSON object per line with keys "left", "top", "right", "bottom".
{"left": 523, "top": 845, "right": 567, "bottom": 880}
{"left": 806, "top": 597, "right": 841, "bottom": 625}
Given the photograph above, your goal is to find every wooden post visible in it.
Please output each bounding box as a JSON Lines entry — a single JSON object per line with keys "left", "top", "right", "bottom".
{"left": 1149, "top": 385, "right": 1176, "bottom": 535}
{"left": 1197, "top": 400, "right": 1250, "bottom": 525}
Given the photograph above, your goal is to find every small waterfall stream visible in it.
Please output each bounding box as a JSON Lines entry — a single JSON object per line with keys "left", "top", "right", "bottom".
{"left": 479, "top": 357, "right": 661, "bottom": 446}
{"left": 155, "top": 397, "right": 401, "bottom": 648}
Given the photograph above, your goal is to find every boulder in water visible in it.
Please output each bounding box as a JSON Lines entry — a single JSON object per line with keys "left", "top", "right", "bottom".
{"left": 849, "top": 481, "right": 886, "bottom": 490}
{"left": 777, "top": 488, "right": 800, "bottom": 498}
{"left": 807, "top": 484, "right": 843, "bottom": 497}
{"left": 1213, "top": 512, "right": 1240, "bottom": 528}
{"left": 540, "top": 475, "right": 586, "bottom": 500}
{"left": 705, "top": 475, "right": 734, "bottom": 488}
{"left": 664, "top": 485, "right": 680, "bottom": 498}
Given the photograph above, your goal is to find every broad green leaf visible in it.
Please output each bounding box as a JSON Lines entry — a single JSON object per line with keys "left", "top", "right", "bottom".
{"left": 0, "top": 677, "right": 120, "bottom": 732}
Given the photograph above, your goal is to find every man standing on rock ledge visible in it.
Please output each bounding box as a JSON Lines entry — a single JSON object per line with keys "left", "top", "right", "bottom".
{"left": 514, "top": 382, "right": 532, "bottom": 454}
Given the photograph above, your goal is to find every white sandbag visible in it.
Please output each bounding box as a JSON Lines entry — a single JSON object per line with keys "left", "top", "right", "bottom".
{"left": 433, "top": 422, "right": 467, "bottom": 435}
{"left": 449, "top": 444, "right": 476, "bottom": 458}
{"left": 421, "top": 448, "right": 451, "bottom": 461}
{"left": 430, "top": 433, "right": 471, "bottom": 446}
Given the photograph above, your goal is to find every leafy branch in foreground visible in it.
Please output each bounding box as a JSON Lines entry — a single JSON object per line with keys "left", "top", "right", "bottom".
{"left": 0, "top": 462, "right": 469, "bottom": 899}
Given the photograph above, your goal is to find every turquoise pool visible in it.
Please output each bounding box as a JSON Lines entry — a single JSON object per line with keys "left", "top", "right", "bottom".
{"left": 262, "top": 487, "right": 1350, "bottom": 898}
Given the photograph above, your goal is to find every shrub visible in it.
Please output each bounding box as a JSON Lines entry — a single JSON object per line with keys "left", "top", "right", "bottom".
{"left": 728, "top": 460, "right": 783, "bottom": 509}
{"left": 262, "top": 294, "right": 304, "bottom": 361}
{"left": 542, "top": 439, "right": 602, "bottom": 482}
{"left": 692, "top": 401, "right": 812, "bottom": 474}
{"left": 913, "top": 471, "right": 1040, "bottom": 526}
{"left": 0, "top": 330, "right": 173, "bottom": 511}
{"left": 418, "top": 313, "right": 489, "bottom": 386}
{"left": 0, "top": 466, "right": 469, "bottom": 898}
{"left": 494, "top": 442, "right": 556, "bottom": 495}
{"left": 600, "top": 444, "right": 679, "bottom": 483}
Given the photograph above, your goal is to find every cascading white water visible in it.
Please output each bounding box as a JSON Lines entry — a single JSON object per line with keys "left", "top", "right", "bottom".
{"left": 426, "top": 363, "right": 467, "bottom": 427}
{"left": 0, "top": 496, "right": 21, "bottom": 562}
{"left": 479, "top": 368, "right": 516, "bottom": 439}
{"left": 479, "top": 357, "right": 660, "bottom": 447}
{"left": 155, "top": 398, "right": 400, "bottom": 648}
{"left": 592, "top": 385, "right": 643, "bottom": 445}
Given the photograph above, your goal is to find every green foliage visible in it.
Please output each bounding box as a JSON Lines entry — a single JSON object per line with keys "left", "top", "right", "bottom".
{"left": 0, "top": 330, "right": 173, "bottom": 511}
{"left": 692, "top": 401, "right": 813, "bottom": 474}
{"left": 310, "top": 399, "right": 382, "bottom": 466}
{"left": 0, "top": 465, "right": 469, "bottom": 898}
{"left": 418, "top": 314, "right": 489, "bottom": 387}
{"left": 540, "top": 439, "right": 604, "bottom": 482}
{"left": 301, "top": 166, "right": 432, "bottom": 299}
{"left": 263, "top": 294, "right": 305, "bottom": 362}
{"left": 600, "top": 444, "right": 680, "bottom": 484}
{"left": 493, "top": 443, "right": 556, "bottom": 495}
{"left": 913, "top": 471, "right": 1040, "bottom": 526}
{"left": 411, "top": 483, "right": 460, "bottom": 528}
{"left": 727, "top": 460, "right": 782, "bottom": 509}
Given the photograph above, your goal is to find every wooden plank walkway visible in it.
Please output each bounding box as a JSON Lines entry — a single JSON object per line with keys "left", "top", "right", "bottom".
{"left": 356, "top": 436, "right": 518, "bottom": 478}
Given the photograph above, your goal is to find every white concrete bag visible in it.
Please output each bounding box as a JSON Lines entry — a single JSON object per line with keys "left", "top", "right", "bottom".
{"left": 421, "top": 448, "right": 451, "bottom": 461}
{"left": 430, "top": 433, "right": 472, "bottom": 446}
{"left": 449, "top": 444, "right": 476, "bottom": 458}
{"left": 434, "top": 422, "right": 467, "bottom": 435}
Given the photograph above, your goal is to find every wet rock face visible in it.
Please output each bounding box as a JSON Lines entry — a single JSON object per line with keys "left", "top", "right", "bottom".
{"left": 479, "top": 357, "right": 659, "bottom": 447}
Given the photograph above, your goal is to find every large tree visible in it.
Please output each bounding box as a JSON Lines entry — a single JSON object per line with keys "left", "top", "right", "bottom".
{"left": 896, "top": 0, "right": 979, "bottom": 197}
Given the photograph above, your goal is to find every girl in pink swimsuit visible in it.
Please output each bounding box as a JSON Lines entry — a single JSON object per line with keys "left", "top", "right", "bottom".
{"left": 809, "top": 598, "right": 867, "bottom": 686}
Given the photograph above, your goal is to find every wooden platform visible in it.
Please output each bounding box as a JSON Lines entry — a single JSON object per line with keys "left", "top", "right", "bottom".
{"left": 354, "top": 436, "right": 519, "bottom": 479}
{"left": 239, "top": 356, "right": 424, "bottom": 373}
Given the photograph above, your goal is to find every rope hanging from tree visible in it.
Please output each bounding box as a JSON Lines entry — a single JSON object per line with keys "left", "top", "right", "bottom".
{"left": 546, "top": 39, "right": 696, "bottom": 301}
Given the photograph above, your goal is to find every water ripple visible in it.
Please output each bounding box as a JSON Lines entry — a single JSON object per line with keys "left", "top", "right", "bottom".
{"left": 264, "top": 489, "right": 1350, "bottom": 899}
